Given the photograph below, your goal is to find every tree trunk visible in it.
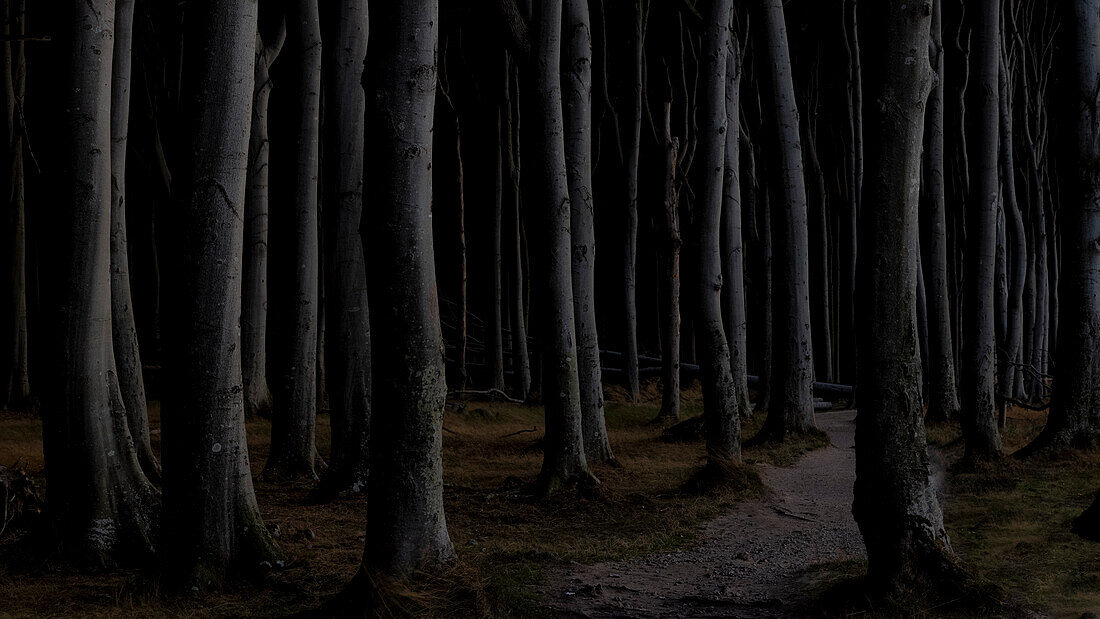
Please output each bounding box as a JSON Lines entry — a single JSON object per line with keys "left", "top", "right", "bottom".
{"left": 563, "top": 0, "right": 612, "bottom": 464}
{"left": 696, "top": 0, "right": 741, "bottom": 470}
{"left": 242, "top": 17, "right": 284, "bottom": 420}
{"left": 1020, "top": 0, "right": 1100, "bottom": 458}
{"left": 523, "top": 0, "right": 595, "bottom": 493}
{"left": 722, "top": 24, "right": 751, "bottom": 420}
{"left": 657, "top": 101, "right": 681, "bottom": 422}
{"left": 109, "top": 0, "right": 159, "bottom": 483}
{"left": 42, "top": 0, "right": 159, "bottom": 563}
{"left": 503, "top": 55, "right": 531, "bottom": 399}
{"left": 356, "top": 0, "right": 455, "bottom": 579}
{"left": 838, "top": 0, "right": 862, "bottom": 386}
{"left": 160, "top": 0, "right": 281, "bottom": 588}
{"left": 489, "top": 104, "right": 507, "bottom": 393}
{"left": 315, "top": 0, "right": 370, "bottom": 500}
{"left": 263, "top": 0, "right": 323, "bottom": 482}
{"left": 998, "top": 55, "right": 1027, "bottom": 416}
{"left": 855, "top": 0, "right": 954, "bottom": 593}
{"left": 755, "top": 0, "right": 817, "bottom": 440}
{"left": 921, "top": 0, "right": 961, "bottom": 423}
{"left": 960, "top": 0, "right": 1004, "bottom": 461}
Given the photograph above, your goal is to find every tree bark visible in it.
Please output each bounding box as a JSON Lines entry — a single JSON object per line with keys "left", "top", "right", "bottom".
{"left": 960, "top": 0, "right": 1004, "bottom": 461}
{"left": 523, "top": 0, "right": 595, "bottom": 492}
{"left": 1020, "top": 0, "right": 1100, "bottom": 457}
{"left": 921, "top": 0, "right": 962, "bottom": 423}
{"left": 42, "top": 0, "right": 159, "bottom": 563}
{"left": 263, "top": 0, "right": 323, "bottom": 482}
{"left": 998, "top": 54, "right": 1027, "bottom": 418}
{"left": 755, "top": 0, "right": 817, "bottom": 440}
{"left": 563, "top": 0, "right": 612, "bottom": 464}
{"left": 657, "top": 101, "right": 681, "bottom": 422}
{"left": 855, "top": 0, "right": 954, "bottom": 593}
{"left": 315, "top": 0, "right": 371, "bottom": 500}
{"left": 503, "top": 55, "right": 531, "bottom": 399}
{"left": 109, "top": 0, "right": 159, "bottom": 483}
{"left": 357, "top": 0, "right": 455, "bottom": 577}
{"left": 696, "top": 0, "right": 741, "bottom": 469}
{"left": 241, "top": 16, "right": 284, "bottom": 421}
{"left": 161, "top": 0, "right": 281, "bottom": 589}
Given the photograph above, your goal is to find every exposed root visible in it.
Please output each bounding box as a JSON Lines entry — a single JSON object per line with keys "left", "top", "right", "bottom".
{"left": 660, "top": 415, "right": 706, "bottom": 443}
{"left": 680, "top": 457, "right": 765, "bottom": 497}
{"left": 314, "top": 562, "right": 489, "bottom": 618}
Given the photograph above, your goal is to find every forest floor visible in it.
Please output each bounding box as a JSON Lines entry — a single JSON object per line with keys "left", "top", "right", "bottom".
{"left": 0, "top": 381, "right": 1098, "bottom": 617}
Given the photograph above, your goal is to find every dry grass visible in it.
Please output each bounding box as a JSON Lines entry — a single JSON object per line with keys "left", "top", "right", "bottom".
{"left": 0, "top": 379, "right": 795, "bottom": 617}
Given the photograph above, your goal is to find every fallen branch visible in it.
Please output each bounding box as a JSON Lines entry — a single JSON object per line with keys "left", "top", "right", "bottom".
{"left": 451, "top": 388, "right": 524, "bottom": 404}
{"left": 501, "top": 426, "right": 538, "bottom": 439}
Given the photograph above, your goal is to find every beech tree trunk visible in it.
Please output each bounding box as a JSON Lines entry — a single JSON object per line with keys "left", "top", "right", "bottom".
{"left": 42, "top": 0, "right": 159, "bottom": 563}
{"left": 241, "top": 16, "right": 284, "bottom": 420}
{"left": 316, "top": 0, "right": 371, "bottom": 500}
{"left": 960, "top": 0, "right": 1004, "bottom": 461}
{"left": 657, "top": 101, "right": 681, "bottom": 421}
{"left": 503, "top": 56, "right": 531, "bottom": 399}
{"left": 722, "top": 23, "right": 751, "bottom": 420}
{"left": 161, "top": 0, "right": 281, "bottom": 589}
{"left": 855, "top": 0, "right": 954, "bottom": 593}
{"left": 696, "top": 0, "right": 741, "bottom": 469}
{"left": 263, "top": 0, "right": 323, "bottom": 481}
{"left": 998, "top": 55, "right": 1027, "bottom": 413}
{"left": 1021, "top": 0, "right": 1100, "bottom": 457}
{"left": 921, "top": 0, "right": 961, "bottom": 423}
{"left": 563, "top": 0, "right": 612, "bottom": 464}
{"left": 357, "top": 0, "right": 455, "bottom": 578}
{"left": 755, "top": 0, "right": 817, "bottom": 440}
{"left": 523, "top": 0, "right": 595, "bottom": 493}
{"left": 109, "top": 0, "right": 159, "bottom": 483}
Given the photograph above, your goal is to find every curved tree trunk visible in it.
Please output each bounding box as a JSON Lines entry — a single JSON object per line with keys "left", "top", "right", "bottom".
{"left": 563, "top": 0, "right": 612, "bottom": 464}
{"left": 696, "top": 0, "right": 741, "bottom": 470}
{"left": 356, "top": 0, "right": 455, "bottom": 580}
{"left": 263, "top": 0, "right": 323, "bottom": 482}
{"left": 523, "top": 0, "right": 595, "bottom": 493}
{"left": 242, "top": 17, "right": 284, "bottom": 421}
{"left": 42, "top": 0, "right": 159, "bottom": 563}
{"left": 921, "top": 0, "right": 961, "bottom": 424}
{"left": 110, "top": 0, "right": 159, "bottom": 483}
{"left": 315, "top": 0, "right": 371, "bottom": 500}
{"left": 1021, "top": 0, "right": 1100, "bottom": 458}
{"left": 503, "top": 56, "right": 531, "bottom": 400}
{"left": 960, "top": 0, "right": 1004, "bottom": 461}
{"left": 161, "top": 0, "right": 281, "bottom": 589}
{"left": 855, "top": 0, "right": 954, "bottom": 593}
{"left": 722, "top": 23, "right": 751, "bottom": 420}
{"left": 755, "top": 0, "right": 817, "bottom": 440}
{"left": 998, "top": 54, "right": 1027, "bottom": 415}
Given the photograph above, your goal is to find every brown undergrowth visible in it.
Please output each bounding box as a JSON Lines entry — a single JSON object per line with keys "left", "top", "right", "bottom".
{"left": 0, "top": 378, "right": 819, "bottom": 617}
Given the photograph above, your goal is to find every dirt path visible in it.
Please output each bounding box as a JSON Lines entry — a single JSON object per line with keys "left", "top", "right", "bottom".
{"left": 541, "top": 410, "right": 864, "bottom": 618}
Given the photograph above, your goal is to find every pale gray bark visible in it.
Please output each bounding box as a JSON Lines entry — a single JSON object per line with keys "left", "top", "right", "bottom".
{"left": 696, "top": 0, "right": 741, "bottom": 468}
{"left": 358, "top": 0, "right": 455, "bottom": 576}
{"left": 722, "top": 24, "right": 751, "bottom": 420}
{"left": 110, "top": 0, "right": 158, "bottom": 483}
{"left": 504, "top": 57, "right": 531, "bottom": 399}
{"left": 755, "top": 0, "right": 817, "bottom": 440}
{"left": 563, "top": 0, "right": 612, "bottom": 464}
{"left": 263, "top": 0, "right": 323, "bottom": 481}
{"left": 242, "top": 19, "right": 285, "bottom": 420}
{"left": 657, "top": 101, "right": 681, "bottom": 421}
{"left": 998, "top": 55, "right": 1026, "bottom": 410}
{"left": 921, "top": 0, "right": 961, "bottom": 423}
{"left": 523, "top": 0, "right": 595, "bottom": 492}
{"left": 44, "top": 0, "right": 158, "bottom": 562}
{"left": 855, "top": 0, "right": 953, "bottom": 593}
{"left": 161, "top": 0, "right": 281, "bottom": 589}
{"left": 961, "top": 0, "right": 1004, "bottom": 460}
{"left": 316, "top": 0, "right": 371, "bottom": 499}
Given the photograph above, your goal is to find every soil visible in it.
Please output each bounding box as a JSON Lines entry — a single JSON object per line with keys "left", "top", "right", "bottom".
{"left": 540, "top": 410, "right": 863, "bottom": 618}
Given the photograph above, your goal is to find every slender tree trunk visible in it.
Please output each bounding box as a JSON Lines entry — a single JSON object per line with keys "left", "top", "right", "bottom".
{"left": 489, "top": 105, "right": 507, "bottom": 393}
{"left": 160, "top": 0, "right": 281, "bottom": 589}
{"left": 563, "top": 0, "right": 612, "bottom": 464}
{"left": 263, "top": 0, "right": 323, "bottom": 481}
{"left": 657, "top": 101, "right": 681, "bottom": 421}
{"left": 755, "top": 0, "right": 817, "bottom": 440}
{"left": 855, "top": 0, "right": 954, "bottom": 593}
{"left": 804, "top": 121, "right": 833, "bottom": 384}
{"left": 503, "top": 56, "right": 531, "bottom": 399}
{"left": 1020, "top": 0, "right": 1100, "bottom": 458}
{"left": 722, "top": 24, "right": 751, "bottom": 419}
{"left": 960, "top": 0, "right": 1004, "bottom": 461}
{"left": 42, "top": 0, "right": 159, "bottom": 563}
{"left": 998, "top": 54, "right": 1027, "bottom": 414}
{"left": 315, "top": 0, "right": 370, "bottom": 500}
{"left": 839, "top": 0, "right": 862, "bottom": 386}
{"left": 696, "top": 0, "right": 741, "bottom": 470}
{"left": 242, "top": 18, "right": 284, "bottom": 420}
{"left": 921, "top": 0, "right": 961, "bottom": 423}
{"left": 109, "top": 0, "right": 159, "bottom": 483}
{"left": 356, "top": 0, "right": 455, "bottom": 579}
{"left": 523, "top": 0, "right": 595, "bottom": 493}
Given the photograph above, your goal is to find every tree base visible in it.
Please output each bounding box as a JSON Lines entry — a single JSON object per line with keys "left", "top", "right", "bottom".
{"left": 745, "top": 424, "right": 827, "bottom": 448}
{"left": 1073, "top": 493, "right": 1100, "bottom": 541}
{"left": 317, "top": 562, "right": 487, "bottom": 617}
{"left": 308, "top": 467, "right": 368, "bottom": 504}
{"left": 660, "top": 415, "right": 706, "bottom": 443}
{"left": 527, "top": 468, "right": 601, "bottom": 499}
{"left": 680, "top": 457, "right": 765, "bottom": 497}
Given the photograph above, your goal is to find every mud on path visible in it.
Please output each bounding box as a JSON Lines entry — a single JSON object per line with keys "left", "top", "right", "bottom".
{"left": 540, "top": 410, "right": 864, "bottom": 618}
